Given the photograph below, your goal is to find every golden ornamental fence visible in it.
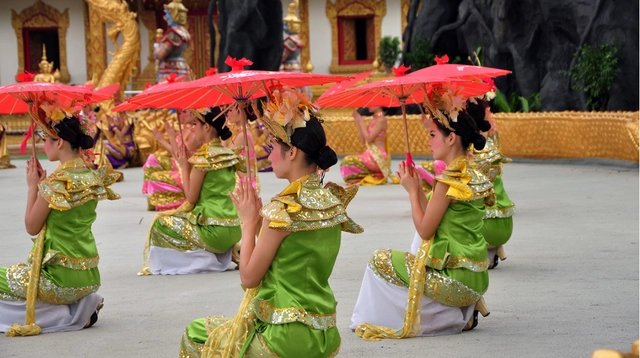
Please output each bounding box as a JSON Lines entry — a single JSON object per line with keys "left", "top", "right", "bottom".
{"left": 325, "top": 111, "right": 639, "bottom": 162}
{"left": 3, "top": 111, "right": 639, "bottom": 162}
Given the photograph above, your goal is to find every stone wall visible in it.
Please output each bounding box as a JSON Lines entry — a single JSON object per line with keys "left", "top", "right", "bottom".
{"left": 403, "top": 0, "right": 639, "bottom": 111}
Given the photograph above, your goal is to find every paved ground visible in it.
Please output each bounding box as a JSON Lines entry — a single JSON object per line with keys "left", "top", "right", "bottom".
{"left": 0, "top": 158, "right": 638, "bottom": 357}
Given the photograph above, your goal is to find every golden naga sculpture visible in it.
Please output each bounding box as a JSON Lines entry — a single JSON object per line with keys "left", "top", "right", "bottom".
{"left": 85, "top": 0, "right": 141, "bottom": 91}
{"left": 33, "top": 45, "right": 61, "bottom": 83}
{"left": 83, "top": 0, "right": 141, "bottom": 168}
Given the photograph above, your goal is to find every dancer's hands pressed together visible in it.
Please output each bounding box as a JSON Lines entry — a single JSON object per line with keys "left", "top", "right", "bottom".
{"left": 230, "top": 177, "right": 262, "bottom": 227}
{"left": 175, "top": 143, "right": 190, "bottom": 168}
{"left": 26, "top": 157, "right": 46, "bottom": 188}
{"left": 397, "top": 160, "right": 421, "bottom": 196}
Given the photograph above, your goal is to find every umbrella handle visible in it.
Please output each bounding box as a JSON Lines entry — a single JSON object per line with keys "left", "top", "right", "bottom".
{"left": 405, "top": 152, "right": 414, "bottom": 169}
{"left": 239, "top": 102, "right": 252, "bottom": 184}
{"left": 31, "top": 124, "right": 36, "bottom": 158}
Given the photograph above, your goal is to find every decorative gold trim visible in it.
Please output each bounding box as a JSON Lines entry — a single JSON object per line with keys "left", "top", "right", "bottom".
{"left": 132, "top": 10, "right": 158, "bottom": 90}
{"left": 83, "top": 1, "right": 107, "bottom": 81}
{"left": 321, "top": 111, "right": 640, "bottom": 162}
{"left": 12, "top": 0, "right": 70, "bottom": 83}
{"left": 401, "top": 0, "right": 410, "bottom": 44}
{"left": 326, "top": 0, "right": 387, "bottom": 74}
{"left": 299, "top": 0, "right": 312, "bottom": 72}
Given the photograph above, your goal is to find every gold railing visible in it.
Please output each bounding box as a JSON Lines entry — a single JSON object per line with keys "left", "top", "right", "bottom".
{"left": 324, "top": 111, "right": 639, "bottom": 162}
{"left": 3, "top": 111, "right": 638, "bottom": 162}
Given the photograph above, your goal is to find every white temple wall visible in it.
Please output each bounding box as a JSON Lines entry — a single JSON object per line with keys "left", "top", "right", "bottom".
{"left": 282, "top": 0, "right": 404, "bottom": 74}
{"left": 0, "top": 0, "right": 87, "bottom": 86}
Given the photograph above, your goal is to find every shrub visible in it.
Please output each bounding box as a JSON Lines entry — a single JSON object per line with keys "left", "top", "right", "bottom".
{"left": 494, "top": 91, "right": 541, "bottom": 113}
{"left": 403, "top": 37, "right": 435, "bottom": 70}
{"left": 378, "top": 36, "right": 401, "bottom": 70}
{"left": 569, "top": 44, "right": 620, "bottom": 111}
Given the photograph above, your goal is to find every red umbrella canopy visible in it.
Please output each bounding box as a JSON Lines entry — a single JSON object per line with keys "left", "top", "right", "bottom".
{"left": 316, "top": 65, "right": 491, "bottom": 108}
{"left": 125, "top": 57, "right": 349, "bottom": 110}
{"left": 315, "top": 70, "right": 373, "bottom": 105}
{"left": 0, "top": 82, "right": 113, "bottom": 114}
{"left": 409, "top": 55, "right": 511, "bottom": 81}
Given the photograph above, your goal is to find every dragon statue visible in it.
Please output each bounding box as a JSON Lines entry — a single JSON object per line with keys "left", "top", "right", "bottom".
{"left": 83, "top": 0, "right": 147, "bottom": 168}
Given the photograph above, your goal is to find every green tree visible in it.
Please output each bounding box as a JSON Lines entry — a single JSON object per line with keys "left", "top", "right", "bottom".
{"left": 378, "top": 36, "right": 401, "bottom": 70}
{"left": 403, "top": 37, "right": 435, "bottom": 70}
{"left": 569, "top": 44, "right": 620, "bottom": 111}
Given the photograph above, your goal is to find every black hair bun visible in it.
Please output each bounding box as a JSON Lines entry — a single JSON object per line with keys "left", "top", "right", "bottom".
{"left": 315, "top": 145, "right": 337, "bottom": 170}
{"left": 79, "top": 134, "right": 94, "bottom": 150}
{"left": 472, "top": 133, "right": 486, "bottom": 150}
{"left": 466, "top": 100, "right": 492, "bottom": 132}
{"left": 218, "top": 126, "right": 232, "bottom": 141}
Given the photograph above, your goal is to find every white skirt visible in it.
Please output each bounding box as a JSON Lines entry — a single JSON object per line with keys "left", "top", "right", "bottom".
{"left": 0, "top": 293, "right": 103, "bottom": 334}
{"left": 148, "top": 246, "right": 232, "bottom": 275}
{"left": 350, "top": 266, "right": 475, "bottom": 336}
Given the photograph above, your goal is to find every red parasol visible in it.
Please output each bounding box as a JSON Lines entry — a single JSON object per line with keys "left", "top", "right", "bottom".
{"left": 315, "top": 65, "right": 492, "bottom": 166}
{"left": 409, "top": 55, "right": 511, "bottom": 81}
{"left": 315, "top": 70, "right": 373, "bottom": 105}
{"left": 0, "top": 82, "right": 113, "bottom": 155}
{"left": 125, "top": 57, "right": 348, "bottom": 110}
{"left": 125, "top": 57, "right": 349, "bottom": 182}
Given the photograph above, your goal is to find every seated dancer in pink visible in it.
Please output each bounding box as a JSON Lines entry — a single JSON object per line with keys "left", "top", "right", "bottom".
{"left": 142, "top": 110, "right": 200, "bottom": 211}
{"left": 340, "top": 107, "right": 397, "bottom": 185}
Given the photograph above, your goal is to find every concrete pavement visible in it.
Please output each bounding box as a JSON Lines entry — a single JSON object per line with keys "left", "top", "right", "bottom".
{"left": 0, "top": 158, "right": 638, "bottom": 357}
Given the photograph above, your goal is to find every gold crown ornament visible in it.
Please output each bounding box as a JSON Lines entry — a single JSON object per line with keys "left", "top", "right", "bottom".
{"left": 259, "top": 87, "right": 319, "bottom": 146}
{"left": 422, "top": 83, "right": 470, "bottom": 132}
{"left": 35, "top": 101, "right": 79, "bottom": 138}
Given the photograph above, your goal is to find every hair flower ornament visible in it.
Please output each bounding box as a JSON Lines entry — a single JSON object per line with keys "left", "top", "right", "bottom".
{"left": 423, "top": 83, "right": 466, "bottom": 131}
{"left": 260, "top": 87, "right": 318, "bottom": 145}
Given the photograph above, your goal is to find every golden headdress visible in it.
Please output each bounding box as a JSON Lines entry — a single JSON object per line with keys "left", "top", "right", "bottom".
{"left": 164, "top": 0, "right": 188, "bottom": 26}
{"left": 283, "top": 0, "right": 301, "bottom": 33}
{"left": 422, "top": 83, "right": 470, "bottom": 132}
{"left": 36, "top": 101, "right": 78, "bottom": 139}
{"left": 259, "top": 87, "right": 318, "bottom": 146}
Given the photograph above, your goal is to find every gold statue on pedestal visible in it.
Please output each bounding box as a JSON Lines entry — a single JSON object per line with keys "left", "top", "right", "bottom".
{"left": 33, "top": 45, "right": 61, "bottom": 83}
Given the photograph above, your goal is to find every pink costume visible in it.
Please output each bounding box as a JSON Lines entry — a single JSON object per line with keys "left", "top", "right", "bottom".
{"left": 340, "top": 119, "right": 395, "bottom": 186}
{"left": 141, "top": 133, "right": 189, "bottom": 211}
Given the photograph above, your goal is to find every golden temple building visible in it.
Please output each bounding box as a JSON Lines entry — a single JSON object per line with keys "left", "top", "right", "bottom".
{"left": 0, "top": 0, "right": 636, "bottom": 162}
{"left": 0, "top": 0, "right": 407, "bottom": 87}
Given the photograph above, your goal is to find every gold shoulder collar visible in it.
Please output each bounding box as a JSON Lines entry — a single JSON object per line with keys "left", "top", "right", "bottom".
{"left": 189, "top": 139, "right": 240, "bottom": 171}
{"left": 260, "top": 174, "right": 363, "bottom": 233}
{"left": 473, "top": 133, "right": 512, "bottom": 172}
{"left": 435, "top": 156, "right": 494, "bottom": 202}
{"left": 38, "top": 159, "right": 121, "bottom": 211}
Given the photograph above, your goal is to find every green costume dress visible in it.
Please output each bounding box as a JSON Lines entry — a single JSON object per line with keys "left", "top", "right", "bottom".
{"left": 140, "top": 139, "right": 242, "bottom": 276}
{"left": 180, "top": 174, "right": 363, "bottom": 357}
{"left": 352, "top": 156, "right": 494, "bottom": 337}
{"left": 475, "top": 133, "right": 515, "bottom": 265}
{"left": 0, "top": 158, "right": 119, "bottom": 304}
{"left": 0, "top": 158, "right": 119, "bottom": 333}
